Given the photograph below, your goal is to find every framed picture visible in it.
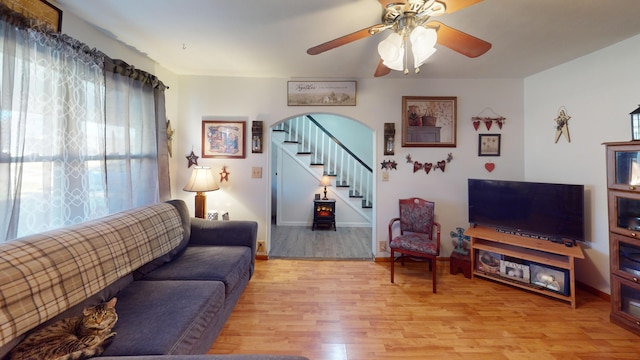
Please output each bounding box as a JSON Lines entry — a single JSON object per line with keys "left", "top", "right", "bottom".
{"left": 476, "top": 250, "right": 501, "bottom": 275}
{"left": 402, "top": 96, "right": 457, "bottom": 147}
{"left": 499, "top": 258, "right": 530, "bottom": 283}
{"left": 0, "top": 0, "right": 62, "bottom": 32}
{"left": 202, "top": 120, "right": 246, "bottom": 159}
{"left": 478, "top": 134, "right": 501, "bottom": 156}
{"left": 287, "top": 81, "right": 356, "bottom": 106}
{"left": 529, "top": 263, "right": 570, "bottom": 295}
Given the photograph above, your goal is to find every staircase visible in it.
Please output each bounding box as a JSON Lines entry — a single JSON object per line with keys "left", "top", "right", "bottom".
{"left": 273, "top": 115, "right": 373, "bottom": 222}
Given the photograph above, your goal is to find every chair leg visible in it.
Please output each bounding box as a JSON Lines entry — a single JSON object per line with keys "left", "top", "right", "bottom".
{"left": 432, "top": 258, "right": 437, "bottom": 293}
{"left": 390, "top": 249, "right": 395, "bottom": 283}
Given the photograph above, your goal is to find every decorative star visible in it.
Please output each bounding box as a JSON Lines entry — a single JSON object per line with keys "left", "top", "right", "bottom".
{"left": 186, "top": 150, "right": 199, "bottom": 168}
{"left": 554, "top": 109, "right": 571, "bottom": 143}
{"left": 406, "top": 154, "right": 413, "bottom": 163}
{"left": 219, "top": 166, "right": 230, "bottom": 182}
{"left": 381, "top": 160, "right": 388, "bottom": 170}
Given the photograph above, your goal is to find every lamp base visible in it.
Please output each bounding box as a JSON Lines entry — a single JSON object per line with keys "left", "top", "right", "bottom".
{"left": 322, "top": 186, "right": 328, "bottom": 200}
{"left": 194, "top": 192, "right": 206, "bottom": 218}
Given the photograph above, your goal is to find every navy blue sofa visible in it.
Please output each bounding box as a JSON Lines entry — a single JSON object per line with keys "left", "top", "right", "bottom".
{"left": 0, "top": 200, "right": 308, "bottom": 360}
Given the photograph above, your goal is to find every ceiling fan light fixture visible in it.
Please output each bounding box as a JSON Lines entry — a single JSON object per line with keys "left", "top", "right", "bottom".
{"left": 410, "top": 26, "right": 437, "bottom": 69}
{"left": 378, "top": 32, "right": 404, "bottom": 71}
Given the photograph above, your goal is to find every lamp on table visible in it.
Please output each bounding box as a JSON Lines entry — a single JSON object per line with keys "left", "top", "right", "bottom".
{"left": 320, "top": 175, "right": 331, "bottom": 200}
{"left": 183, "top": 166, "right": 219, "bottom": 218}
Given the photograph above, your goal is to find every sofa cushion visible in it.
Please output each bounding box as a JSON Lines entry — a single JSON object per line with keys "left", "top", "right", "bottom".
{"left": 101, "top": 280, "right": 225, "bottom": 356}
{"left": 141, "top": 246, "right": 252, "bottom": 296}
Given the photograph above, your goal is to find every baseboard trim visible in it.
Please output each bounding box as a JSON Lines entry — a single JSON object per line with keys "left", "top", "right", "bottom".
{"left": 375, "top": 256, "right": 448, "bottom": 263}
{"left": 255, "top": 254, "right": 269, "bottom": 260}
{"left": 576, "top": 280, "right": 610, "bottom": 301}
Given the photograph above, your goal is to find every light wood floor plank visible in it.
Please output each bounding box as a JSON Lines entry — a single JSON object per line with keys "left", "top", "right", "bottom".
{"left": 270, "top": 225, "right": 373, "bottom": 260}
{"left": 210, "top": 259, "right": 640, "bottom": 360}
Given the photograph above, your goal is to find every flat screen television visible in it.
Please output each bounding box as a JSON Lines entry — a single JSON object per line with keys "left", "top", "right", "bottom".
{"left": 468, "top": 179, "right": 585, "bottom": 243}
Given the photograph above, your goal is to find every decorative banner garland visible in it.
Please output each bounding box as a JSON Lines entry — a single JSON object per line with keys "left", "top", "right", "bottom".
{"left": 471, "top": 107, "right": 506, "bottom": 131}
{"left": 406, "top": 153, "right": 453, "bottom": 174}
{"left": 471, "top": 116, "right": 506, "bottom": 131}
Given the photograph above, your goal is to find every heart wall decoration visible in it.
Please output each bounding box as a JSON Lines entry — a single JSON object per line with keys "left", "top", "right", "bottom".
{"left": 485, "top": 162, "right": 495, "bottom": 172}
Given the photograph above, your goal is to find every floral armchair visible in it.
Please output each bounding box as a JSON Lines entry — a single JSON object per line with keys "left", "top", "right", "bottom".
{"left": 388, "top": 197, "right": 441, "bottom": 292}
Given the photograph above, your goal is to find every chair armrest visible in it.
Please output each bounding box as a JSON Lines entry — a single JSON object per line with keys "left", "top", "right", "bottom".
{"left": 433, "top": 221, "right": 441, "bottom": 254}
{"left": 388, "top": 217, "right": 401, "bottom": 243}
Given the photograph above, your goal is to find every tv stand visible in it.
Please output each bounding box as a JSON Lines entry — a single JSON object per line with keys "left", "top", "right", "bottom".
{"left": 466, "top": 226, "right": 584, "bottom": 308}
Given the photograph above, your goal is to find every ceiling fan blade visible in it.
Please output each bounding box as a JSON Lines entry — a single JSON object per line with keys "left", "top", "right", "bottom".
{"left": 379, "top": 0, "right": 406, "bottom": 7}
{"left": 440, "top": 0, "right": 483, "bottom": 14}
{"left": 428, "top": 21, "right": 491, "bottom": 58}
{"left": 374, "top": 59, "right": 391, "bottom": 77}
{"left": 307, "top": 25, "right": 383, "bottom": 55}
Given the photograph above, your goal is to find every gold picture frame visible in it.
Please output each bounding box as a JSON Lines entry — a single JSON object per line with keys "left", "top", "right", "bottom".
{"left": 0, "top": 0, "right": 62, "bottom": 32}
{"left": 202, "top": 120, "right": 246, "bottom": 159}
{"left": 402, "top": 96, "right": 457, "bottom": 147}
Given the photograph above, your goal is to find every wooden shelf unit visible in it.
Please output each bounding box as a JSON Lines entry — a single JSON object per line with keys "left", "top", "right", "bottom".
{"left": 466, "top": 226, "right": 584, "bottom": 308}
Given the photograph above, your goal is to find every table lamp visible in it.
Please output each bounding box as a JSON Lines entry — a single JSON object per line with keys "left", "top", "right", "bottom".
{"left": 320, "top": 175, "right": 331, "bottom": 200}
{"left": 183, "top": 166, "right": 219, "bottom": 218}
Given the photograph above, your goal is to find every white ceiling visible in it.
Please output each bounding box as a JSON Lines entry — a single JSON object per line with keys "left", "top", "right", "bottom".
{"left": 55, "top": 0, "right": 640, "bottom": 79}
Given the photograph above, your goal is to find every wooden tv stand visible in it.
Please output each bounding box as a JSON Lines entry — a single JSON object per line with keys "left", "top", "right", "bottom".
{"left": 465, "top": 226, "right": 585, "bottom": 308}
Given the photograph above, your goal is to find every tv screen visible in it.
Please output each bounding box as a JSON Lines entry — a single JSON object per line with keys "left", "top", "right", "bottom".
{"left": 468, "top": 179, "right": 585, "bottom": 242}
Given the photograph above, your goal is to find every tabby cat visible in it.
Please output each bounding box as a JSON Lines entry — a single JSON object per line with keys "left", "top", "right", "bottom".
{"left": 9, "top": 297, "right": 118, "bottom": 360}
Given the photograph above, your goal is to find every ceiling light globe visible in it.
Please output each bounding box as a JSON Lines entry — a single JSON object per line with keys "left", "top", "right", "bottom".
{"left": 378, "top": 32, "right": 404, "bottom": 71}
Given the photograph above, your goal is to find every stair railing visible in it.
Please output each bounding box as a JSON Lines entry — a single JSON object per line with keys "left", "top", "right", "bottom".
{"left": 274, "top": 115, "right": 373, "bottom": 208}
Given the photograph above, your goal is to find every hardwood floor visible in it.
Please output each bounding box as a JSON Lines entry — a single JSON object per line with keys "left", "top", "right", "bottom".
{"left": 209, "top": 259, "right": 640, "bottom": 360}
{"left": 270, "top": 225, "right": 373, "bottom": 260}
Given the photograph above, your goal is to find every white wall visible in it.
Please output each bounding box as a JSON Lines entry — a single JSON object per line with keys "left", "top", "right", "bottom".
{"left": 176, "top": 76, "right": 524, "bottom": 255}
{"left": 524, "top": 33, "right": 640, "bottom": 294}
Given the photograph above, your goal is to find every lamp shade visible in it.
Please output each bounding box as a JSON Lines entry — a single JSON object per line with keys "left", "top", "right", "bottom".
{"left": 378, "top": 32, "right": 404, "bottom": 71}
{"left": 410, "top": 26, "right": 437, "bottom": 69}
{"left": 320, "top": 175, "right": 331, "bottom": 187}
{"left": 183, "top": 166, "right": 219, "bottom": 192}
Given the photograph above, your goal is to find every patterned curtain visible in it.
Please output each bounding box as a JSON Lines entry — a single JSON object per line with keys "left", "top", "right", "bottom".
{"left": 0, "top": 6, "right": 170, "bottom": 242}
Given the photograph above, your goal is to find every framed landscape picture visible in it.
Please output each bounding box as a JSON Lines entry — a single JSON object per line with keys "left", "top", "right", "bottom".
{"left": 287, "top": 81, "right": 356, "bottom": 106}
{"left": 202, "top": 120, "right": 246, "bottom": 159}
{"left": 402, "top": 96, "right": 457, "bottom": 147}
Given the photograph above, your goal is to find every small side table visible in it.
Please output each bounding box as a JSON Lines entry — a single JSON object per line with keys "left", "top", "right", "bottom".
{"left": 450, "top": 251, "right": 471, "bottom": 278}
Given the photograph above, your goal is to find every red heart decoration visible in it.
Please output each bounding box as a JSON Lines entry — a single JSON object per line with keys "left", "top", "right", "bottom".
{"left": 485, "top": 162, "right": 495, "bottom": 172}
{"left": 496, "top": 120, "right": 503, "bottom": 129}
{"left": 413, "top": 161, "right": 423, "bottom": 173}
{"left": 472, "top": 120, "right": 480, "bottom": 131}
{"left": 437, "top": 160, "right": 446, "bottom": 172}
{"left": 484, "top": 120, "right": 493, "bottom": 130}
{"left": 424, "top": 163, "right": 433, "bottom": 174}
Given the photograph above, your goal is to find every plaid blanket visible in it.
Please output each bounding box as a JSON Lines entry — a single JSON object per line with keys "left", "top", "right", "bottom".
{"left": 0, "top": 202, "right": 185, "bottom": 348}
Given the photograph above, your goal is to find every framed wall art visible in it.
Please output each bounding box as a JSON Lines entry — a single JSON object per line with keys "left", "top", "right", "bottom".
{"left": 202, "top": 120, "right": 246, "bottom": 159}
{"left": 287, "top": 81, "right": 356, "bottom": 106}
{"left": 0, "top": 0, "right": 62, "bottom": 32}
{"left": 402, "top": 96, "right": 457, "bottom": 147}
{"left": 478, "top": 134, "right": 501, "bottom": 156}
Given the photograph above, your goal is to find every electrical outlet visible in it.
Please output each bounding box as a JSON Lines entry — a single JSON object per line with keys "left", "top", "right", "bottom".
{"left": 251, "top": 167, "right": 262, "bottom": 179}
{"left": 378, "top": 241, "right": 388, "bottom": 253}
{"left": 257, "top": 240, "right": 265, "bottom": 254}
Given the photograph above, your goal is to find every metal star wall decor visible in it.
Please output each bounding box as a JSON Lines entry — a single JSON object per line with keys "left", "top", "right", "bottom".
{"left": 186, "top": 150, "right": 199, "bottom": 167}
{"left": 219, "top": 166, "right": 230, "bottom": 182}
{"left": 380, "top": 159, "right": 398, "bottom": 170}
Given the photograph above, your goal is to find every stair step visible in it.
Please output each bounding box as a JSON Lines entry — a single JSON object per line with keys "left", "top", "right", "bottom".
{"left": 284, "top": 141, "right": 299, "bottom": 144}
{"left": 297, "top": 151, "right": 312, "bottom": 155}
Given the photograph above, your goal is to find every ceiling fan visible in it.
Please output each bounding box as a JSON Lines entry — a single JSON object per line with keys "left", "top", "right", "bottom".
{"left": 307, "top": 0, "right": 492, "bottom": 77}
